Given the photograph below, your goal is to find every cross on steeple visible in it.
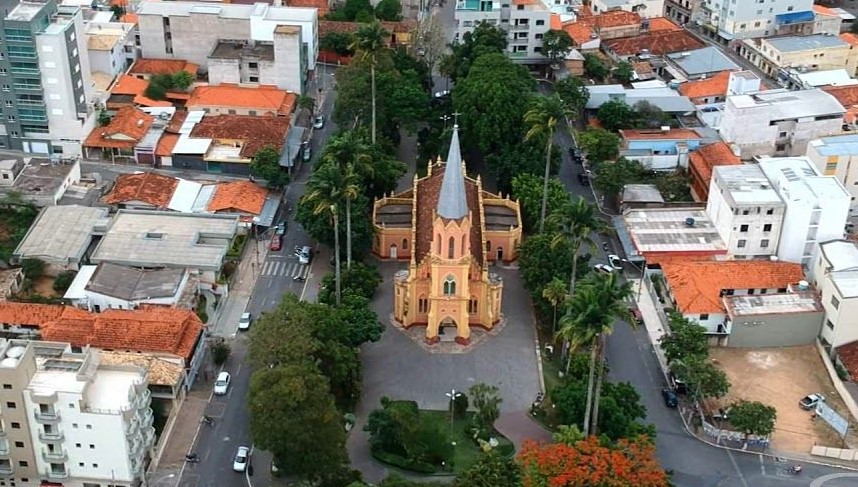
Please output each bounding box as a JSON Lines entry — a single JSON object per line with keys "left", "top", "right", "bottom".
{"left": 452, "top": 112, "right": 461, "bottom": 127}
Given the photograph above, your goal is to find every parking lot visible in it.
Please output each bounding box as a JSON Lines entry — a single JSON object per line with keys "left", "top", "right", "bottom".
{"left": 709, "top": 346, "right": 858, "bottom": 453}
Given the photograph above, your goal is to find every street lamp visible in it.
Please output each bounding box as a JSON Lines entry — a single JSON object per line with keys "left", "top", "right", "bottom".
{"left": 445, "top": 389, "right": 463, "bottom": 446}
{"left": 622, "top": 258, "right": 646, "bottom": 301}
{"left": 439, "top": 114, "right": 452, "bottom": 131}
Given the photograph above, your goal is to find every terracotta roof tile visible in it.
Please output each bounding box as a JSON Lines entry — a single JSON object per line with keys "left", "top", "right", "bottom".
{"left": 187, "top": 85, "right": 296, "bottom": 116}
{"left": 103, "top": 171, "right": 179, "bottom": 207}
{"left": 207, "top": 181, "right": 268, "bottom": 215}
{"left": 0, "top": 303, "right": 69, "bottom": 326}
{"left": 822, "top": 84, "right": 858, "bottom": 106}
{"left": 605, "top": 30, "right": 704, "bottom": 56}
{"left": 580, "top": 9, "right": 641, "bottom": 29}
{"left": 155, "top": 133, "right": 180, "bottom": 157}
{"left": 120, "top": 13, "right": 138, "bottom": 24}
{"left": 100, "top": 351, "right": 183, "bottom": 386}
{"left": 662, "top": 261, "right": 805, "bottom": 314}
{"left": 110, "top": 74, "right": 173, "bottom": 108}
{"left": 647, "top": 17, "right": 682, "bottom": 32}
{"left": 563, "top": 21, "right": 597, "bottom": 46}
{"left": 190, "top": 114, "right": 290, "bottom": 158}
{"left": 689, "top": 141, "right": 740, "bottom": 180}
{"left": 815, "top": 5, "right": 839, "bottom": 16}
{"left": 838, "top": 340, "right": 858, "bottom": 377}
{"left": 620, "top": 128, "right": 702, "bottom": 140}
{"left": 84, "top": 106, "right": 155, "bottom": 150}
{"left": 678, "top": 70, "right": 732, "bottom": 99}
{"left": 130, "top": 58, "right": 199, "bottom": 77}
{"left": 840, "top": 32, "right": 858, "bottom": 46}
{"left": 550, "top": 13, "right": 561, "bottom": 30}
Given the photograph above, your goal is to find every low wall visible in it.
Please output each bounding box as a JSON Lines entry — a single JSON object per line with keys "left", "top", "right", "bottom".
{"left": 815, "top": 340, "right": 858, "bottom": 424}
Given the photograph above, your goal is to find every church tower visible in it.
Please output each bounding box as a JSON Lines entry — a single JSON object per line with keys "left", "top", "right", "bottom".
{"left": 426, "top": 125, "right": 473, "bottom": 344}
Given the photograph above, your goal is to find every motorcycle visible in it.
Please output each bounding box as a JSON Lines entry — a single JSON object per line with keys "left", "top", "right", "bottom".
{"left": 788, "top": 465, "right": 802, "bottom": 475}
{"left": 201, "top": 415, "right": 214, "bottom": 426}
{"left": 292, "top": 275, "right": 305, "bottom": 282}
{"left": 185, "top": 453, "right": 200, "bottom": 463}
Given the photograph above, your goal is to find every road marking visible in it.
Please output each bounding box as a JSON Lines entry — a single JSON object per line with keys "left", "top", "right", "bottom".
{"left": 759, "top": 454, "right": 766, "bottom": 476}
{"left": 726, "top": 449, "right": 750, "bottom": 487}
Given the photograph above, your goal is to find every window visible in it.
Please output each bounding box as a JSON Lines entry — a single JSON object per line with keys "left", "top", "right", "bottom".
{"left": 699, "top": 313, "right": 709, "bottom": 320}
{"left": 75, "top": 443, "right": 81, "bottom": 448}
{"left": 1, "top": 85, "right": 8, "bottom": 92}
{"left": 742, "top": 209, "right": 750, "bottom": 215}
{"left": 227, "top": 109, "right": 236, "bottom": 115}
{"left": 443, "top": 275, "right": 456, "bottom": 296}
{"left": 10, "top": 422, "right": 19, "bottom": 429}
{"left": 92, "top": 463, "right": 98, "bottom": 468}
{"left": 18, "top": 461, "right": 27, "bottom": 467}
{"left": 748, "top": 289, "right": 755, "bottom": 295}
{"left": 535, "top": 19, "right": 544, "bottom": 25}
{"left": 760, "top": 239, "right": 769, "bottom": 248}
{"left": 72, "top": 423, "right": 78, "bottom": 428}
{"left": 86, "top": 424, "right": 92, "bottom": 429}
{"left": 468, "top": 298, "right": 478, "bottom": 314}
{"left": 89, "top": 444, "right": 95, "bottom": 449}
{"left": 766, "top": 208, "right": 774, "bottom": 215}
{"left": 248, "top": 110, "right": 257, "bottom": 116}
{"left": 832, "top": 296, "right": 841, "bottom": 309}
{"left": 740, "top": 224, "right": 748, "bottom": 232}
{"left": 10, "top": 131, "right": 18, "bottom": 138}
{"left": 737, "top": 239, "right": 746, "bottom": 248}
{"left": 448, "top": 237, "right": 455, "bottom": 258}
{"left": 249, "top": 76, "right": 258, "bottom": 83}
{"left": 827, "top": 319, "right": 835, "bottom": 330}
{"left": 517, "top": 4, "right": 524, "bottom": 9}
{"left": 14, "top": 441, "right": 23, "bottom": 447}
{"left": 1, "top": 384, "right": 9, "bottom": 390}
{"left": 402, "top": 238, "right": 407, "bottom": 250}
{"left": 535, "top": 33, "right": 543, "bottom": 40}
{"left": 436, "top": 234, "right": 441, "bottom": 254}
{"left": 763, "top": 223, "right": 772, "bottom": 232}
{"left": 5, "top": 402, "right": 14, "bottom": 409}
{"left": 418, "top": 297, "right": 428, "bottom": 313}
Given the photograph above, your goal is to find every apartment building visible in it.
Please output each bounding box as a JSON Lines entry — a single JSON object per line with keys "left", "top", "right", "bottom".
{"left": 815, "top": 239, "right": 858, "bottom": 349}
{"left": 136, "top": 1, "right": 316, "bottom": 94}
{"left": 85, "top": 20, "right": 138, "bottom": 86}
{"left": 699, "top": 0, "right": 814, "bottom": 43}
{"left": 663, "top": 0, "right": 703, "bottom": 25}
{"left": 718, "top": 88, "right": 845, "bottom": 160}
{"left": 0, "top": 339, "right": 155, "bottom": 487}
{"left": 806, "top": 134, "right": 858, "bottom": 216}
{"left": 454, "top": 0, "right": 560, "bottom": 64}
{"left": 706, "top": 164, "right": 786, "bottom": 258}
{"left": 738, "top": 34, "right": 858, "bottom": 79}
{"left": 0, "top": 0, "right": 95, "bottom": 157}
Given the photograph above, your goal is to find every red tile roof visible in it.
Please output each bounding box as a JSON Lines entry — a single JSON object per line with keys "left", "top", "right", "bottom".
{"left": 110, "top": 74, "right": 173, "bottom": 108}
{"left": 605, "top": 30, "right": 704, "bottom": 56}
{"left": 207, "top": 181, "right": 268, "bottom": 215}
{"left": 678, "top": 70, "right": 732, "bottom": 99}
{"left": 838, "top": 340, "right": 858, "bottom": 377}
{"left": 841, "top": 32, "right": 858, "bottom": 46}
{"left": 103, "top": 171, "right": 179, "bottom": 207}
{"left": 187, "top": 85, "right": 296, "bottom": 116}
{"left": 688, "top": 142, "right": 741, "bottom": 201}
{"left": 823, "top": 84, "right": 858, "bottom": 106}
{"left": 130, "top": 58, "right": 199, "bottom": 77}
{"left": 155, "top": 133, "right": 180, "bottom": 157}
{"left": 0, "top": 303, "right": 86, "bottom": 327}
{"left": 190, "top": 114, "right": 290, "bottom": 158}
{"left": 647, "top": 17, "right": 682, "bottom": 33}
{"left": 563, "top": 21, "right": 597, "bottom": 46}
{"left": 620, "top": 128, "right": 702, "bottom": 140}
{"left": 578, "top": 9, "right": 641, "bottom": 29}
{"left": 662, "top": 261, "right": 805, "bottom": 314}
{"left": 84, "top": 106, "right": 155, "bottom": 150}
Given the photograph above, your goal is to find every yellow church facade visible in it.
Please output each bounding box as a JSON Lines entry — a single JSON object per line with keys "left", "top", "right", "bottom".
{"left": 371, "top": 127, "right": 522, "bottom": 345}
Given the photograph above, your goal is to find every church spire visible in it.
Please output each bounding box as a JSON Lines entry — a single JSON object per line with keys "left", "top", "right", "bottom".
{"left": 436, "top": 124, "right": 468, "bottom": 219}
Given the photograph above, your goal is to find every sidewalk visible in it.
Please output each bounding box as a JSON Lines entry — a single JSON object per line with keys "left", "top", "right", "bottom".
{"left": 151, "top": 389, "right": 211, "bottom": 473}
{"left": 632, "top": 278, "right": 670, "bottom": 382}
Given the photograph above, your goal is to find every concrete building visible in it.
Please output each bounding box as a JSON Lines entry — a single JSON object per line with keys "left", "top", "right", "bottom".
{"left": 63, "top": 263, "right": 196, "bottom": 312}
{"left": 663, "top": 0, "right": 703, "bottom": 25}
{"left": 706, "top": 164, "right": 786, "bottom": 259}
{"left": 806, "top": 134, "right": 858, "bottom": 216}
{"left": 738, "top": 34, "right": 858, "bottom": 79}
{"left": 618, "top": 127, "right": 703, "bottom": 170}
{"left": 0, "top": 1, "right": 95, "bottom": 157}
{"left": 699, "top": 0, "right": 814, "bottom": 43}
{"left": 136, "top": 1, "right": 316, "bottom": 94}
{"left": 758, "top": 156, "right": 851, "bottom": 272}
{"left": 615, "top": 207, "right": 726, "bottom": 264}
{"left": 0, "top": 157, "right": 81, "bottom": 206}
{"left": 815, "top": 240, "right": 858, "bottom": 349}
{"left": 590, "top": 0, "right": 662, "bottom": 18}
{"left": 663, "top": 46, "right": 738, "bottom": 81}
{"left": 718, "top": 88, "right": 845, "bottom": 160}
{"left": 0, "top": 338, "right": 154, "bottom": 487}
{"left": 687, "top": 141, "right": 741, "bottom": 202}
{"left": 85, "top": 21, "right": 137, "bottom": 85}
{"left": 722, "top": 288, "right": 824, "bottom": 348}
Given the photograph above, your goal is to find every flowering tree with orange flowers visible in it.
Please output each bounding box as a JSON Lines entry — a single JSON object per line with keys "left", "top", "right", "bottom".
{"left": 517, "top": 437, "right": 670, "bottom": 487}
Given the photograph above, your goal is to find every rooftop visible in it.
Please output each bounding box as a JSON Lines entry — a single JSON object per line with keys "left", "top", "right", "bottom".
{"left": 109, "top": 74, "right": 173, "bottom": 108}
{"left": 712, "top": 164, "right": 783, "bottom": 205}
{"left": 129, "top": 58, "right": 199, "bottom": 77}
{"left": 0, "top": 303, "right": 86, "bottom": 327}
{"left": 85, "top": 263, "right": 186, "bottom": 301}
{"left": 678, "top": 70, "right": 733, "bottom": 99}
{"left": 100, "top": 351, "right": 183, "bottom": 387}
{"left": 14, "top": 206, "right": 109, "bottom": 262}
{"left": 620, "top": 128, "right": 702, "bottom": 140}
{"left": 622, "top": 184, "right": 665, "bottom": 204}
{"left": 190, "top": 114, "right": 290, "bottom": 158}
{"left": 84, "top": 107, "right": 156, "bottom": 150}
{"left": 91, "top": 210, "right": 239, "bottom": 270}
{"left": 103, "top": 171, "right": 180, "bottom": 208}
{"left": 209, "top": 40, "right": 275, "bottom": 62}
{"left": 820, "top": 239, "right": 858, "bottom": 272}
{"left": 207, "top": 180, "right": 268, "bottom": 215}
{"left": 808, "top": 133, "right": 858, "bottom": 156}
{"left": 623, "top": 207, "right": 727, "bottom": 253}
{"left": 822, "top": 84, "right": 858, "bottom": 107}
{"left": 604, "top": 29, "right": 704, "bottom": 57}
{"left": 86, "top": 368, "right": 141, "bottom": 411}
{"left": 577, "top": 9, "right": 641, "bottom": 30}
{"left": 727, "top": 88, "right": 845, "bottom": 119}
{"left": 765, "top": 34, "right": 848, "bottom": 53}
{"left": 12, "top": 158, "right": 78, "bottom": 196}
{"left": 585, "top": 83, "right": 695, "bottom": 112}
{"left": 724, "top": 292, "right": 823, "bottom": 316}
{"left": 187, "top": 85, "right": 296, "bottom": 115}
{"left": 7, "top": 2, "right": 45, "bottom": 22}
{"left": 667, "top": 46, "right": 739, "bottom": 76}
{"left": 662, "top": 260, "right": 806, "bottom": 314}
{"left": 757, "top": 156, "right": 848, "bottom": 205}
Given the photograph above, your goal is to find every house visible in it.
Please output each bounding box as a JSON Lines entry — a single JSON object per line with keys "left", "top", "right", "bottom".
{"left": 106, "top": 74, "right": 174, "bottom": 110}
{"left": 815, "top": 240, "right": 858, "bottom": 349}
{"left": 602, "top": 28, "right": 704, "bottom": 60}
{"left": 0, "top": 269, "right": 24, "bottom": 301}
{"left": 718, "top": 88, "right": 845, "bottom": 159}
{"left": 186, "top": 84, "right": 297, "bottom": 117}
{"left": 617, "top": 207, "right": 726, "bottom": 264}
{"left": 806, "top": 134, "right": 858, "bottom": 215}
{"left": 562, "top": 20, "right": 601, "bottom": 52}
{"left": 136, "top": 2, "right": 317, "bottom": 94}
{"left": 660, "top": 260, "right": 805, "bottom": 336}
{"left": 758, "top": 156, "right": 851, "bottom": 271}
{"left": 63, "top": 263, "right": 196, "bottom": 312}
{"left": 618, "top": 127, "right": 703, "bottom": 170}
{"left": 687, "top": 141, "right": 740, "bottom": 202}
{"left": 128, "top": 58, "right": 200, "bottom": 81}
{"left": 207, "top": 180, "right": 272, "bottom": 224}
{"left": 590, "top": 0, "right": 663, "bottom": 19}
{"left": 721, "top": 289, "right": 824, "bottom": 347}
{"left": 85, "top": 20, "right": 138, "bottom": 84}
{"left": 821, "top": 84, "right": 858, "bottom": 128}
{"left": 83, "top": 107, "right": 156, "bottom": 163}
{"left": 679, "top": 70, "right": 733, "bottom": 105}
{"left": 102, "top": 171, "right": 181, "bottom": 210}
{"left": 12, "top": 205, "right": 109, "bottom": 276}
{"left": 620, "top": 184, "right": 664, "bottom": 211}
{"left": 779, "top": 68, "right": 855, "bottom": 91}
{"left": 738, "top": 34, "right": 858, "bottom": 79}
{"left": 664, "top": 47, "right": 739, "bottom": 81}
{"left": 585, "top": 81, "right": 695, "bottom": 113}
{"left": 0, "top": 157, "right": 81, "bottom": 207}
{"left": 706, "top": 164, "right": 786, "bottom": 259}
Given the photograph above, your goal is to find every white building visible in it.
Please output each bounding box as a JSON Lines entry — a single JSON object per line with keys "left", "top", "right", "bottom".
{"left": 718, "top": 88, "right": 845, "bottom": 160}
{"left": 706, "top": 164, "right": 786, "bottom": 259}
{"left": 0, "top": 339, "right": 154, "bottom": 487}
{"left": 590, "top": 0, "right": 663, "bottom": 18}
{"left": 806, "top": 134, "right": 858, "bottom": 216}
{"left": 136, "top": 1, "right": 316, "bottom": 94}
{"left": 85, "top": 21, "right": 138, "bottom": 86}
{"left": 699, "top": 0, "right": 814, "bottom": 43}
{"left": 758, "top": 156, "right": 851, "bottom": 273}
{"left": 815, "top": 240, "right": 858, "bottom": 349}
{"left": 63, "top": 263, "right": 194, "bottom": 312}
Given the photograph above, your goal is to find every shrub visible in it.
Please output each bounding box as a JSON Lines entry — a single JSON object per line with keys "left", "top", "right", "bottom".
{"left": 210, "top": 338, "right": 230, "bottom": 366}
{"left": 20, "top": 258, "right": 45, "bottom": 279}
{"left": 53, "top": 271, "right": 77, "bottom": 293}
{"left": 453, "top": 393, "right": 469, "bottom": 419}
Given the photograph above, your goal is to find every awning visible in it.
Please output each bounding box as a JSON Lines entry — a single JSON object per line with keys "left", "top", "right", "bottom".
{"left": 775, "top": 10, "right": 814, "bottom": 25}
{"left": 254, "top": 195, "right": 279, "bottom": 227}
{"left": 612, "top": 215, "right": 645, "bottom": 263}
{"left": 281, "top": 126, "right": 307, "bottom": 168}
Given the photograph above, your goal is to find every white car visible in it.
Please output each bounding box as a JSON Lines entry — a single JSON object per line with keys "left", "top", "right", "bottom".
{"left": 233, "top": 446, "right": 250, "bottom": 472}
{"left": 297, "top": 245, "right": 312, "bottom": 265}
{"left": 238, "top": 312, "right": 251, "bottom": 331}
{"left": 799, "top": 393, "right": 825, "bottom": 410}
{"left": 213, "top": 371, "right": 231, "bottom": 395}
{"left": 593, "top": 263, "right": 614, "bottom": 275}
{"left": 608, "top": 254, "right": 623, "bottom": 270}
{"left": 313, "top": 115, "right": 325, "bottom": 129}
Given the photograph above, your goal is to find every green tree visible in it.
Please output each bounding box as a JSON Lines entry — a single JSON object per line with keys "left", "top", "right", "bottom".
{"left": 728, "top": 400, "right": 777, "bottom": 439}
{"left": 546, "top": 196, "right": 604, "bottom": 295}
{"left": 110, "top": 4, "right": 125, "bottom": 18}
{"left": 350, "top": 22, "right": 388, "bottom": 144}
{"left": 20, "top": 258, "right": 45, "bottom": 279}
{"left": 551, "top": 424, "right": 585, "bottom": 445}
{"left": 542, "top": 277, "right": 568, "bottom": 337}
{"left": 659, "top": 312, "right": 709, "bottom": 365}
{"left": 510, "top": 174, "right": 570, "bottom": 232}
{"left": 53, "top": 271, "right": 76, "bottom": 293}
{"left": 542, "top": 29, "right": 573, "bottom": 68}
{"left": 250, "top": 145, "right": 290, "bottom": 188}
{"left": 298, "top": 95, "right": 316, "bottom": 115}
{"left": 454, "top": 450, "right": 521, "bottom": 487}
{"left": 634, "top": 100, "right": 671, "bottom": 129}
{"left": 671, "top": 357, "right": 730, "bottom": 401}
{"left": 596, "top": 99, "right": 639, "bottom": 132}
{"left": 249, "top": 364, "right": 348, "bottom": 479}
{"left": 171, "top": 70, "right": 194, "bottom": 90}
{"left": 524, "top": 94, "right": 566, "bottom": 233}
{"left": 328, "top": 0, "right": 374, "bottom": 20}
{"left": 554, "top": 76, "right": 590, "bottom": 115}
{"left": 443, "top": 22, "right": 508, "bottom": 81}
{"left": 485, "top": 137, "right": 557, "bottom": 195}
{"left": 144, "top": 74, "right": 174, "bottom": 100}
{"left": 552, "top": 379, "right": 652, "bottom": 441}
{"left": 319, "top": 261, "right": 383, "bottom": 303}
{"left": 320, "top": 31, "right": 356, "bottom": 56}
{"left": 296, "top": 190, "right": 374, "bottom": 264}
{"left": 578, "top": 126, "right": 620, "bottom": 162}
{"left": 591, "top": 157, "right": 651, "bottom": 198}
{"left": 321, "top": 129, "right": 406, "bottom": 198}
{"left": 468, "top": 383, "right": 502, "bottom": 438}
{"left": 612, "top": 61, "right": 634, "bottom": 84}
{"left": 97, "top": 109, "right": 111, "bottom": 126}
{"left": 583, "top": 53, "right": 608, "bottom": 80}
{"left": 375, "top": 0, "right": 402, "bottom": 20}
{"left": 210, "top": 338, "right": 231, "bottom": 366}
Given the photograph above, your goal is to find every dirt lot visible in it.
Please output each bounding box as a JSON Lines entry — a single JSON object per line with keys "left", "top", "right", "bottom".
{"left": 33, "top": 276, "right": 57, "bottom": 297}
{"left": 709, "top": 346, "right": 858, "bottom": 454}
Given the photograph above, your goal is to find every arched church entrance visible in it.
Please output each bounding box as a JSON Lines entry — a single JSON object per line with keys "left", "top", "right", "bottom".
{"left": 438, "top": 317, "right": 458, "bottom": 342}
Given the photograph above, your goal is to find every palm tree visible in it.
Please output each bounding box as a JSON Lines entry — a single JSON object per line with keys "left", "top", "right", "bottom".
{"left": 524, "top": 94, "right": 566, "bottom": 233}
{"left": 301, "top": 162, "right": 345, "bottom": 305}
{"left": 547, "top": 196, "right": 605, "bottom": 295}
{"left": 340, "top": 164, "right": 361, "bottom": 270}
{"left": 350, "top": 22, "right": 388, "bottom": 145}
{"left": 542, "top": 277, "right": 568, "bottom": 337}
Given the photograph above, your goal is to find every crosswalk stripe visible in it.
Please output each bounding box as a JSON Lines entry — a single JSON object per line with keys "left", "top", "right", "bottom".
{"left": 261, "top": 261, "right": 272, "bottom": 275}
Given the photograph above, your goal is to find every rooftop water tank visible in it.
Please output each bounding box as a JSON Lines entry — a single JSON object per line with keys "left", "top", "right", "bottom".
{"left": 5, "top": 346, "right": 25, "bottom": 359}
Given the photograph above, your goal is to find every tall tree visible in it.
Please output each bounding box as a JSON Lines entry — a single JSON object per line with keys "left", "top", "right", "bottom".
{"left": 592, "top": 157, "right": 652, "bottom": 197}
{"left": 659, "top": 311, "right": 709, "bottom": 365}
{"left": 510, "top": 174, "right": 570, "bottom": 232}
{"left": 250, "top": 145, "right": 289, "bottom": 188}
{"left": 350, "top": 22, "right": 389, "bottom": 144}
{"left": 542, "top": 277, "right": 568, "bottom": 337}
{"left": 583, "top": 53, "right": 608, "bottom": 80}
{"left": 578, "top": 127, "right": 620, "bottom": 163}
{"left": 547, "top": 196, "right": 604, "bottom": 295}
{"left": 728, "top": 401, "right": 777, "bottom": 440}
{"left": 302, "top": 162, "right": 346, "bottom": 305}
{"left": 444, "top": 21, "right": 508, "bottom": 81}
{"left": 596, "top": 99, "right": 639, "bottom": 132}
{"left": 375, "top": 0, "right": 402, "bottom": 20}
{"left": 541, "top": 29, "right": 573, "bottom": 70}
{"left": 671, "top": 357, "right": 730, "bottom": 401}
{"left": 554, "top": 76, "right": 590, "bottom": 116}
{"left": 524, "top": 94, "right": 566, "bottom": 233}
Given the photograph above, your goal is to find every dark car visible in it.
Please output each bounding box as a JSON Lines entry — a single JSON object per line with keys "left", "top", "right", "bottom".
{"left": 577, "top": 173, "right": 590, "bottom": 186}
{"left": 569, "top": 147, "right": 584, "bottom": 164}
{"left": 629, "top": 308, "right": 643, "bottom": 325}
{"left": 661, "top": 388, "right": 678, "bottom": 408}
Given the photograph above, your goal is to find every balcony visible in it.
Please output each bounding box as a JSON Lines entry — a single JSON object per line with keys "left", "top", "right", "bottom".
{"left": 0, "top": 443, "right": 9, "bottom": 456}
{"left": 0, "top": 463, "right": 12, "bottom": 476}
{"left": 41, "top": 448, "right": 68, "bottom": 462}
{"left": 13, "top": 83, "right": 41, "bottom": 91}
{"left": 45, "top": 468, "right": 68, "bottom": 480}
{"left": 135, "top": 388, "right": 151, "bottom": 409}
{"left": 139, "top": 407, "right": 153, "bottom": 427}
{"left": 10, "top": 67, "right": 39, "bottom": 76}
{"left": 509, "top": 24, "right": 530, "bottom": 31}
{"left": 33, "top": 408, "right": 60, "bottom": 423}
{"left": 0, "top": 428, "right": 6, "bottom": 437}
{"left": 38, "top": 430, "right": 64, "bottom": 442}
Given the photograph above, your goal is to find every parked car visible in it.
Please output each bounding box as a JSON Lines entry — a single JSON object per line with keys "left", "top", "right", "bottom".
{"left": 629, "top": 308, "right": 643, "bottom": 325}
{"left": 233, "top": 446, "right": 250, "bottom": 472}
{"left": 274, "top": 222, "right": 286, "bottom": 235}
{"left": 608, "top": 254, "right": 623, "bottom": 270}
{"left": 669, "top": 372, "right": 688, "bottom": 394}
{"left": 214, "top": 371, "right": 231, "bottom": 395}
{"left": 577, "top": 173, "right": 590, "bottom": 186}
{"left": 799, "top": 393, "right": 825, "bottom": 410}
{"left": 313, "top": 114, "right": 325, "bottom": 129}
{"left": 661, "top": 388, "right": 678, "bottom": 408}
{"left": 302, "top": 144, "right": 312, "bottom": 162}
{"left": 238, "top": 312, "right": 252, "bottom": 331}
{"left": 569, "top": 147, "right": 583, "bottom": 163}
{"left": 593, "top": 263, "right": 614, "bottom": 275}
{"left": 297, "top": 245, "right": 312, "bottom": 265}
{"left": 269, "top": 234, "right": 282, "bottom": 251}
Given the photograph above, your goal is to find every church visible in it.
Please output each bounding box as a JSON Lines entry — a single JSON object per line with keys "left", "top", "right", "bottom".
{"left": 371, "top": 126, "right": 522, "bottom": 345}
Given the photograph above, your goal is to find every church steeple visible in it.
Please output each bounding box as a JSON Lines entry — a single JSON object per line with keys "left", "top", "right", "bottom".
{"left": 436, "top": 125, "right": 468, "bottom": 220}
